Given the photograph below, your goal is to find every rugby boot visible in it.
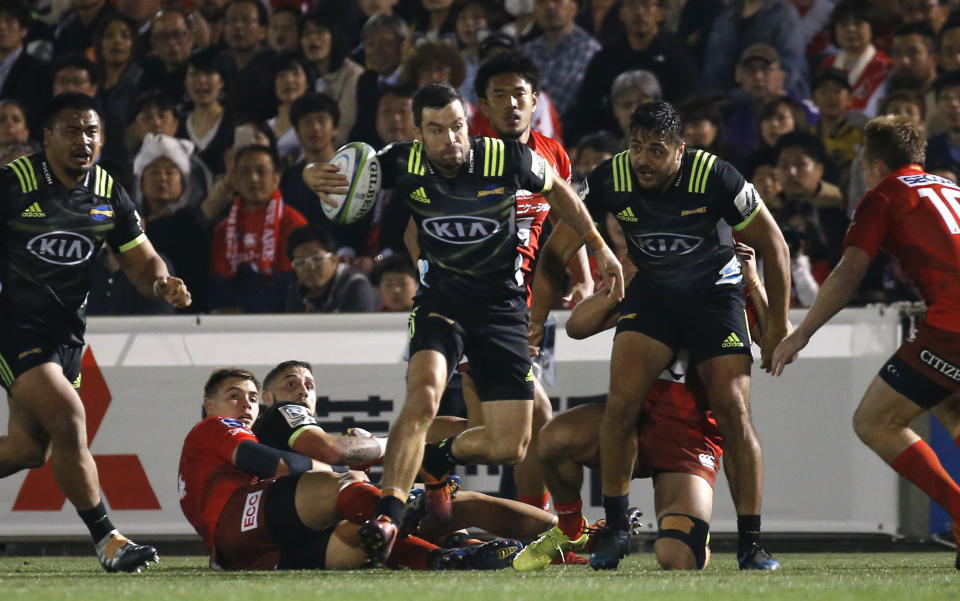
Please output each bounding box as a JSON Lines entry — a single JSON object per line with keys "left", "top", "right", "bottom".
{"left": 358, "top": 515, "right": 398, "bottom": 566}
{"left": 584, "top": 507, "right": 642, "bottom": 554}
{"left": 419, "top": 468, "right": 459, "bottom": 524}
{"left": 429, "top": 538, "right": 524, "bottom": 570}
{"left": 96, "top": 531, "right": 158, "bottom": 573}
{"left": 588, "top": 527, "right": 631, "bottom": 570}
{"left": 399, "top": 488, "right": 427, "bottom": 537}
{"left": 738, "top": 542, "right": 781, "bottom": 570}
{"left": 513, "top": 525, "right": 588, "bottom": 572}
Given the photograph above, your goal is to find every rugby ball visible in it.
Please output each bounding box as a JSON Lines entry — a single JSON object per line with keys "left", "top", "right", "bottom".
{"left": 324, "top": 142, "right": 381, "bottom": 225}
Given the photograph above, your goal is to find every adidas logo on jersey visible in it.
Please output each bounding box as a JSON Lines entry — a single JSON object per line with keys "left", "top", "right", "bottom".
{"left": 722, "top": 332, "right": 745, "bottom": 348}
{"left": 20, "top": 202, "right": 45, "bottom": 218}
{"left": 615, "top": 207, "right": 637, "bottom": 222}
{"left": 410, "top": 187, "right": 430, "bottom": 204}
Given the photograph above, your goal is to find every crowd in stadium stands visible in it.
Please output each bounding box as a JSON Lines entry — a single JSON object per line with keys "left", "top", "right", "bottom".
{"left": 6, "top": 0, "right": 952, "bottom": 314}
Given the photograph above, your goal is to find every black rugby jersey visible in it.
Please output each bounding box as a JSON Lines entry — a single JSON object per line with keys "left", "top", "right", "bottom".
{"left": 584, "top": 147, "right": 762, "bottom": 290}
{"left": 378, "top": 137, "right": 548, "bottom": 305}
{"left": 252, "top": 402, "right": 320, "bottom": 452}
{"left": 0, "top": 154, "right": 145, "bottom": 343}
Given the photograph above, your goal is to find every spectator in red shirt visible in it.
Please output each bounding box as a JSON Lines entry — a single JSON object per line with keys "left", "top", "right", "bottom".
{"left": 211, "top": 145, "right": 307, "bottom": 313}
{"left": 820, "top": 0, "right": 893, "bottom": 116}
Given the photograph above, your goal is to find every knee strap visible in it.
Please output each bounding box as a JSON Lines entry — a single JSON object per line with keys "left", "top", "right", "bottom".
{"left": 657, "top": 513, "right": 710, "bottom": 569}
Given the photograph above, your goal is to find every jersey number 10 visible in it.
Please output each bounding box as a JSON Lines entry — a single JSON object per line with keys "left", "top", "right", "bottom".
{"left": 918, "top": 186, "right": 960, "bottom": 235}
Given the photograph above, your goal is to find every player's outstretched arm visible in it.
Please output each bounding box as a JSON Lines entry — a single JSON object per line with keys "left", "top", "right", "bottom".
{"left": 116, "top": 239, "right": 192, "bottom": 308}
{"left": 736, "top": 204, "right": 791, "bottom": 371}
{"left": 771, "top": 246, "right": 872, "bottom": 376}
{"left": 232, "top": 440, "right": 313, "bottom": 478}
{"left": 303, "top": 162, "right": 349, "bottom": 207}
{"left": 736, "top": 242, "right": 769, "bottom": 338}
{"left": 290, "top": 428, "right": 386, "bottom": 466}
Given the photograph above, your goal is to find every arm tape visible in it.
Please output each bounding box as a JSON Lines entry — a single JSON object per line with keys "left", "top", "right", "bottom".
{"left": 235, "top": 440, "right": 313, "bottom": 478}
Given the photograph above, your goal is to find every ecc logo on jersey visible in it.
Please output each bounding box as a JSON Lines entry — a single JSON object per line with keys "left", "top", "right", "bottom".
{"left": 423, "top": 216, "right": 500, "bottom": 244}
{"left": 27, "top": 231, "right": 94, "bottom": 265}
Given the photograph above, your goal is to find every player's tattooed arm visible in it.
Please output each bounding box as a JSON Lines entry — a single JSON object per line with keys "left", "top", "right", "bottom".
{"left": 291, "top": 429, "right": 386, "bottom": 466}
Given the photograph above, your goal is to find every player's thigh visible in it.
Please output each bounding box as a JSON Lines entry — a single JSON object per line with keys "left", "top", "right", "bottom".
{"left": 480, "top": 399, "right": 533, "bottom": 448}
{"left": 608, "top": 331, "right": 673, "bottom": 407}
{"left": 854, "top": 375, "right": 929, "bottom": 431}
{"left": 461, "top": 372, "right": 484, "bottom": 427}
{"left": 467, "top": 310, "right": 534, "bottom": 404}
{"left": 323, "top": 521, "right": 368, "bottom": 570}
{"left": 539, "top": 403, "right": 604, "bottom": 467}
{"left": 292, "top": 471, "right": 354, "bottom": 530}
{"left": 11, "top": 362, "right": 87, "bottom": 444}
{"left": 407, "top": 300, "right": 467, "bottom": 399}
{"left": 695, "top": 353, "right": 752, "bottom": 417}
{"left": 1, "top": 395, "right": 51, "bottom": 466}
{"left": 876, "top": 321, "right": 960, "bottom": 414}
{"left": 679, "top": 284, "right": 752, "bottom": 369}
{"left": 653, "top": 472, "right": 714, "bottom": 521}
{"left": 931, "top": 392, "right": 960, "bottom": 439}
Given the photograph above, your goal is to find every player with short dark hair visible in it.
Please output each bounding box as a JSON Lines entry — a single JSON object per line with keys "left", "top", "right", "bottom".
{"left": 773, "top": 115, "right": 960, "bottom": 569}
{"left": 304, "top": 81, "right": 624, "bottom": 565}
{"left": 0, "top": 93, "right": 192, "bottom": 572}
{"left": 531, "top": 100, "right": 790, "bottom": 570}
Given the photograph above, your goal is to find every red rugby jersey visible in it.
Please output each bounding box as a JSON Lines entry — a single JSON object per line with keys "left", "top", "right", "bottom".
{"left": 844, "top": 165, "right": 960, "bottom": 333}
{"left": 178, "top": 416, "right": 259, "bottom": 550}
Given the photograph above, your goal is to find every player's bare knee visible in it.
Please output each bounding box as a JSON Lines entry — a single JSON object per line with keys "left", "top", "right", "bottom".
{"left": 405, "top": 385, "right": 444, "bottom": 421}
{"left": 655, "top": 539, "right": 697, "bottom": 570}
{"left": 537, "top": 418, "right": 569, "bottom": 463}
{"left": 487, "top": 432, "right": 530, "bottom": 464}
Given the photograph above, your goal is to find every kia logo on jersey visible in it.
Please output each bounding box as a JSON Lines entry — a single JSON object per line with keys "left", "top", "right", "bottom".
{"left": 423, "top": 216, "right": 501, "bottom": 244}
{"left": 27, "top": 231, "right": 95, "bottom": 265}
{"left": 632, "top": 233, "right": 703, "bottom": 257}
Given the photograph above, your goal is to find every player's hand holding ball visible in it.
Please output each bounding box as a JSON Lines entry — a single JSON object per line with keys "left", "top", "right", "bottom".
{"left": 304, "top": 142, "right": 381, "bottom": 225}
{"left": 303, "top": 162, "right": 349, "bottom": 207}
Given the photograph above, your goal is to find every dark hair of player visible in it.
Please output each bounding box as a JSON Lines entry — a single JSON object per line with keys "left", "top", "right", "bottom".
{"left": 0, "top": 0, "right": 31, "bottom": 29}
{"left": 473, "top": 49, "right": 541, "bottom": 100}
{"left": 774, "top": 130, "right": 830, "bottom": 166}
{"left": 830, "top": 0, "right": 875, "bottom": 28}
{"left": 412, "top": 82, "right": 463, "bottom": 128}
{"left": 44, "top": 93, "right": 102, "bottom": 130}
{"left": 262, "top": 360, "right": 314, "bottom": 392}
{"left": 861, "top": 115, "right": 926, "bottom": 171}
{"left": 203, "top": 367, "right": 260, "bottom": 400}
{"left": 234, "top": 143, "right": 280, "bottom": 173}
{"left": 290, "top": 91, "right": 341, "bottom": 129}
{"left": 934, "top": 69, "right": 960, "bottom": 100}
{"left": 371, "top": 254, "right": 417, "bottom": 286}
{"left": 224, "top": 0, "right": 268, "bottom": 26}
{"left": 628, "top": 101, "right": 684, "bottom": 146}
{"left": 879, "top": 88, "right": 927, "bottom": 120}
{"left": 285, "top": 223, "right": 336, "bottom": 261}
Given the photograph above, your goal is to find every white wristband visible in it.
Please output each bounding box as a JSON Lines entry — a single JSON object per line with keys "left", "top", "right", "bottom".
{"left": 152, "top": 279, "right": 162, "bottom": 298}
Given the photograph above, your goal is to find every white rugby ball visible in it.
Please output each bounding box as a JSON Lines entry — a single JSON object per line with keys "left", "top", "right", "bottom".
{"left": 324, "top": 142, "right": 381, "bottom": 225}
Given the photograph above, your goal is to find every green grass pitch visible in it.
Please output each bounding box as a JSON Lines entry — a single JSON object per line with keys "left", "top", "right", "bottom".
{"left": 0, "top": 553, "right": 957, "bottom": 601}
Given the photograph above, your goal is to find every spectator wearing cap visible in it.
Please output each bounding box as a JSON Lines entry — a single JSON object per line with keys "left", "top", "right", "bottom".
{"left": 132, "top": 133, "right": 211, "bottom": 312}
{"left": 570, "top": 0, "right": 697, "bottom": 143}
{"left": 0, "top": 0, "right": 50, "bottom": 135}
{"left": 701, "top": 0, "right": 808, "bottom": 97}
{"left": 809, "top": 67, "right": 865, "bottom": 194}
{"left": 925, "top": 70, "right": 960, "bottom": 177}
{"left": 298, "top": 13, "right": 364, "bottom": 148}
{"left": 137, "top": 10, "right": 194, "bottom": 109}
{"left": 724, "top": 44, "right": 815, "bottom": 158}
{"left": 820, "top": 0, "right": 893, "bottom": 116}
{"left": 349, "top": 13, "right": 409, "bottom": 145}
{"left": 180, "top": 48, "right": 235, "bottom": 179}
{"left": 522, "top": 0, "right": 602, "bottom": 128}
{"left": 284, "top": 224, "right": 381, "bottom": 314}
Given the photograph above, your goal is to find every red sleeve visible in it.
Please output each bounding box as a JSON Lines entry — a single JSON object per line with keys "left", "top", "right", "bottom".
{"left": 842, "top": 189, "right": 889, "bottom": 259}
{"left": 276, "top": 205, "right": 309, "bottom": 272}
{"left": 211, "top": 220, "right": 230, "bottom": 278}
{"left": 196, "top": 416, "right": 258, "bottom": 465}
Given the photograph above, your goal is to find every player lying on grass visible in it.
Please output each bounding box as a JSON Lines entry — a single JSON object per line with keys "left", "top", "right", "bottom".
{"left": 513, "top": 243, "right": 770, "bottom": 571}
{"left": 254, "top": 360, "right": 559, "bottom": 546}
{"left": 178, "top": 367, "right": 521, "bottom": 570}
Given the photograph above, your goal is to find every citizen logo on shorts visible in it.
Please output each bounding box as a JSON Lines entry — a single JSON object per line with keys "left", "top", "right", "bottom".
{"left": 920, "top": 348, "right": 960, "bottom": 382}
{"left": 240, "top": 490, "right": 262, "bottom": 532}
